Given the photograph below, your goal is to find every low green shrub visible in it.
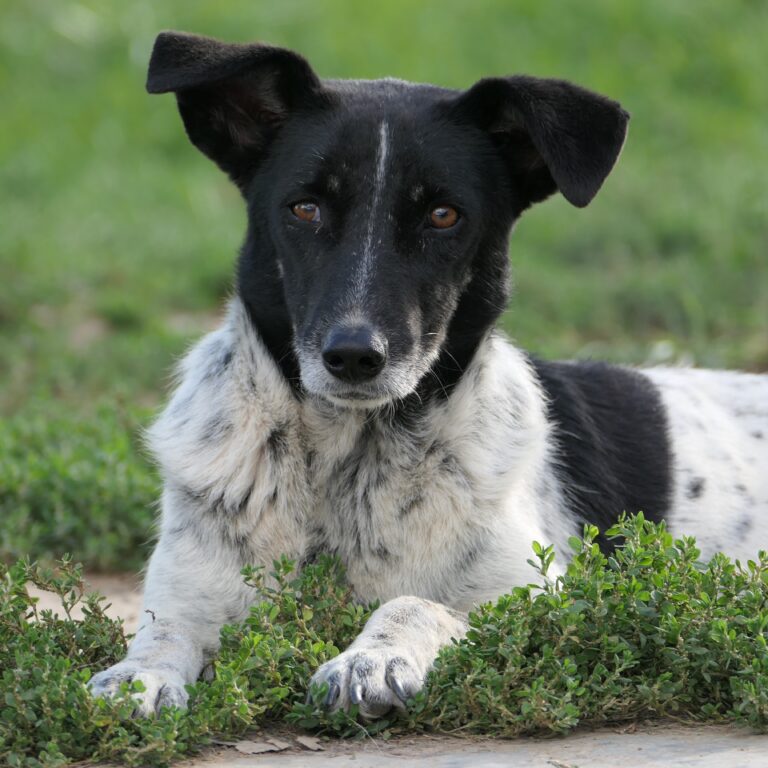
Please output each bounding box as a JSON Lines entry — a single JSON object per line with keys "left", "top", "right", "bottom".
{"left": 0, "top": 405, "right": 157, "bottom": 571}
{"left": 2, "top": 515, "right": 766, "bottom": 767}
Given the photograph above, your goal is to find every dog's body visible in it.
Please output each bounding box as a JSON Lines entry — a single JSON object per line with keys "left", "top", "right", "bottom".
{"left": 90, "top": 32, "right": 768, "bottom": 718}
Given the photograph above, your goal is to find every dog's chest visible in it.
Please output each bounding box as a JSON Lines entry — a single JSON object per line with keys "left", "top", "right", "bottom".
{"left": 301, "top": 407, "right": 502, "bottom": 606}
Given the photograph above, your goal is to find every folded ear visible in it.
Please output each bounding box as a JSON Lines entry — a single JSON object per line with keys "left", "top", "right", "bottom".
{"left": 147, "top": 31, "right": 330, "bottom": 188}
{"left": 448, "top": 76, "right": 629, "bottom": 209}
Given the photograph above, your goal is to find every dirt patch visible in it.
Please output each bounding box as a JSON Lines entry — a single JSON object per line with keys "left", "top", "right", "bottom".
{"left": 28, "top": 572, "right": 143, "bottom": 634}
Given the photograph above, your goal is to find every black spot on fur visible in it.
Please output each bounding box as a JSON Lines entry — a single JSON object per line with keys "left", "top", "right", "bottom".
{"left": 189, "top": 484, "right": 255, "bottom": 519}
{"left": 446, "top": 607, "right": 468, "bottom": 624}
{"left": 199, "top": 416, "right": 232, "bottom": 444}
{"left": 398, "top": 494, "right": 423, "bottom": 518}
{"left": 152, "top": 661, "right": 183, "bottom": 672}
{"left": 456, "top": 541, "right": 481, "bottom": 571}
{"left": 735, "top": 483, "right": 747, "bottom": 493}
{"left": 687, "top": 477, "right": 706, "bottom": 500}
{"left": 737, "top": 515, "right": 754, "bottom": 540}
{"left": 231, "top": 531, "right": 255, "bottom": 564}
{"left": 531, "top": 360, "right": 672, "bottom": 551}
{"left": 425, "top": 439, "right": 444, "bottom": 457}
{"left": 298, "top": 532, "right": 328, "bottom": 570}
{"left": 100, "top": 670, "right": 134, "bottom": 684}
{"left": 147, "top": 629, "right": 174, "bottom": 644}
{"left": 752, "top": 430, "right": 764, "bottom": 440}
{"left": 267, "top": 425, "right": 290, "bottom": 461}
{"left": 167, "top": 519, "right": 193, "bottom": 539}
{"left": 203, "top": 345, "right": 234, "bottom": 381}
{"left": 440, "top": 453, "right": 469, "bottom": 486}
{"left": 177, "top": 485, "right": 207, "bottom": 505}
{"left": 236, "top": 485, "right": 254, "bottom": 515}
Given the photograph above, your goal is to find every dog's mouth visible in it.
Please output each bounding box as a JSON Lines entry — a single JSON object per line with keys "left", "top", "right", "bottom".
{"left": 294, "top": 328, "right": 443, "bottom": 409}
{"left": 320, "top": 389, "right": 394, "bottom": 409}
{"left": 295, "top": 349, "right": 417, "bottom": 409}
{"left": 300, "top": 370, "right": 403, "bottom": 409}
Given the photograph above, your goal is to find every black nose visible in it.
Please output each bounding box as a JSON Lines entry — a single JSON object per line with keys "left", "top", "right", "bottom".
{"left": 322, "top": 327, "right": 388, "bottom": 383}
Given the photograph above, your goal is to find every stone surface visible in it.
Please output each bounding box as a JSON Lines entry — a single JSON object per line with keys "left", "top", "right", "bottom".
{"left": 188, "top": 725, "right": 768, "bottom": 767}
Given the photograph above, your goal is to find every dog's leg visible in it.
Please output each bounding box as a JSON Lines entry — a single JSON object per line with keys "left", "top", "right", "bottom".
{"left": 90, "top": 306, "right": 309, "bottom": 715}
{"left": 309, "top": 596, "right": 468, "bottom": 719}
{"left": 88, "top": 493, "right": 267, "bottom": 716}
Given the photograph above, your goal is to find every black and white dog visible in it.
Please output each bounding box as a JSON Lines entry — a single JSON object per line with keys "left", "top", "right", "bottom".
{"left": 90, "top": 32, "right": 768, "bottom": 719}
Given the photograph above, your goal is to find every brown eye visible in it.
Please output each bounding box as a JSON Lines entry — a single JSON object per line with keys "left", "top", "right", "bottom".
{"left": 429, "top": 206, "right": 459, "bottom": 229}
{"left": 291, "top": 201, "right": 321, "bottom": 223}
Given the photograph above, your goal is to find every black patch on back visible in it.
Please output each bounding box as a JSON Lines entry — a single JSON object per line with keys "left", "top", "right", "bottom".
{"left": 530, "top": 359, "right": 673, "bottom": 551}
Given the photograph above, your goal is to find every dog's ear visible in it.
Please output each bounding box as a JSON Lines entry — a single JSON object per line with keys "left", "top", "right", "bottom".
{"left": 147, "top": 31, "right": 329, "bottom": 188}
{"left": 449, "top": 76, "right": 629, "bottom": 208}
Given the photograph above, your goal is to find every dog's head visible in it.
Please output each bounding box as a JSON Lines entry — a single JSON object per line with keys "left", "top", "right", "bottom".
{"left": 148, "top": 32, "right": 628, "bottom": 408}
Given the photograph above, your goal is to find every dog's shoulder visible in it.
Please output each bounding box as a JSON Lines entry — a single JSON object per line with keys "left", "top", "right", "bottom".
{"left": 147, "top": 299, "right": 303, "bottom": 502}
{"left": 529, "top": 358, "right": 673, "bottom": 545}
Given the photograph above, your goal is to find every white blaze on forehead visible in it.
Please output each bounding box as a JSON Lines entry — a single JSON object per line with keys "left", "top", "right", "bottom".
{"left": 352, "top": 120, "right": 390, "bottom": 303}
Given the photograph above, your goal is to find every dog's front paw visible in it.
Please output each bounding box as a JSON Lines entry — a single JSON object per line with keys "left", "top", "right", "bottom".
{"left": 309, "top": 647, "right": 425, "bottom": 720}
{"left": 89, "top": 661, "right": 188, "bottom": 717}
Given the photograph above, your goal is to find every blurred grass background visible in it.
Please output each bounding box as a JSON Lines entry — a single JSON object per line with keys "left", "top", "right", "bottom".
{"left": 1, "top": 0, "right": 766, "bottom": 570}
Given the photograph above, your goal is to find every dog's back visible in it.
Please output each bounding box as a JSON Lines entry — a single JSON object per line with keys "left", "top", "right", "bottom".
{"left": 645, "top": 367, "right": 768, "bottom": 559}
{"left": 533, "top": 359, "right": 767, "bottom": 559}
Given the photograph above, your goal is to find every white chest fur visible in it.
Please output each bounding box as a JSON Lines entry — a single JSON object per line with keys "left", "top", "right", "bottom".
{"left": 302, "top": 339, "right": 569, "bottom": 609}
{"left": 148, "top": 300, "right": 570, "bottom": 611}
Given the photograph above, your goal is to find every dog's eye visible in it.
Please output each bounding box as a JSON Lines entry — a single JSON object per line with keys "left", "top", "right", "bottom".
{"left": 428, "top": 206, "right": 459, "bottom": 229}
{"left": 291, "top": 201, "right": 321, "bottom": 223}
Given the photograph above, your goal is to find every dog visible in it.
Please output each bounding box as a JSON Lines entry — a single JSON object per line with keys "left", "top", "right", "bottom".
{"left": 89, "top": 31, "right": 768, "bottom": 719}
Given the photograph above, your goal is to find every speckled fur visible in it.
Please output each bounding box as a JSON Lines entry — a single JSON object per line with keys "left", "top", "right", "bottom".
{"left": 643, "top": 367, "right": 768, "bottom": 559}
{"left": 90, "top": 299, "right": 768, "bottom": 717}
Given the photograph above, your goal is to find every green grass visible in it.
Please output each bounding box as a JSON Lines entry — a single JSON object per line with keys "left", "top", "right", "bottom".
{"left": 3, "top": 518, "right": 768, "bottom": 767}
{"left": 1, "top": 0, "right": 767, "bottom": 568}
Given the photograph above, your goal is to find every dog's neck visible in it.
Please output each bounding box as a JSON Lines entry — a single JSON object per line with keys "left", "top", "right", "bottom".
{"left": 236, "top": 231, "right": 302, "bottom": 387}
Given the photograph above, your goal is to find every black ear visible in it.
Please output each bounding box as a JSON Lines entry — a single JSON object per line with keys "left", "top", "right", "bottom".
{"left": 147, "top": 31, "right": 330, "bottom": 188}
{"left": 449, "top": 76, "right": 629, "bottom": 208}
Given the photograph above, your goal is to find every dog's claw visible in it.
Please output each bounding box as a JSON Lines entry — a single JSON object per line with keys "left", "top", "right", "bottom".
{"left": 386, "top": 671, "right": 409, "bottom": 703}
{"left": 350, "top": 682, "right": 364, "bottom": 705}
{"left": 89, "top": 664, "right": 188, "bottom": 717}
{"left": 324, "top": 682, "right": 340, "bottom": 708}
